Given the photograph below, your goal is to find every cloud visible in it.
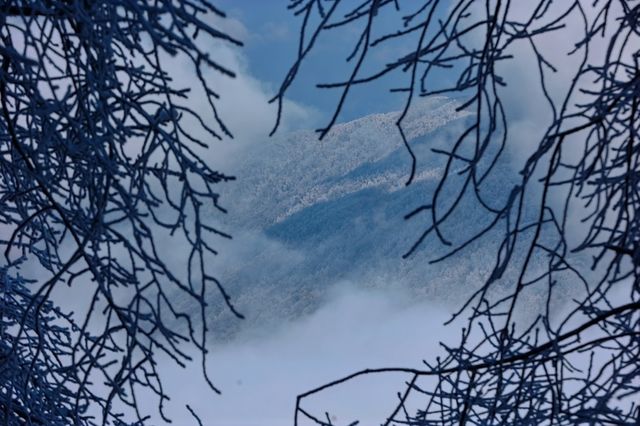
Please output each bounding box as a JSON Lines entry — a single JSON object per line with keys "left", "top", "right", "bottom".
{"left": 140, "top": 14, "right": 318, "bottom": 176}
{"left": 146, "top": 284, "right": 458, "bottom": 426}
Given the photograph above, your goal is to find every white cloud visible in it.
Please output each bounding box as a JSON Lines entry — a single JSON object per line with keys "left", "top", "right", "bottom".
{"left": 148, "top": 284, "right": 458, "bottom": 426}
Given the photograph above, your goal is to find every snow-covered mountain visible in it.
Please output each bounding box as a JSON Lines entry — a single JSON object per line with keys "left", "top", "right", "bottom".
{"left": 229, "top": 97, "right": 471, "bottom": 228}
{"left": 202, "top": 97, "right": 533, "bottom": 340}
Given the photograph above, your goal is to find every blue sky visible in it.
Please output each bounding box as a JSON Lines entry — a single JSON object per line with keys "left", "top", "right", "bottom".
{"left": 216, "top": 1, "right": 415, "bottom": 125}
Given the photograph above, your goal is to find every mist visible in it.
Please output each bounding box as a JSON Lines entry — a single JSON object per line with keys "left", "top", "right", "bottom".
{"left": 152, "top": 284, "right": 458, "bottom": 426}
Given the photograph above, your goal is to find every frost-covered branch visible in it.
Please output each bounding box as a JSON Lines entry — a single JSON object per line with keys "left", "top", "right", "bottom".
{"left": 0, "top": 1, "right": 242, "bottom": 424}
{"left": 276, "top": 1, "right": 640, "bottom": 424}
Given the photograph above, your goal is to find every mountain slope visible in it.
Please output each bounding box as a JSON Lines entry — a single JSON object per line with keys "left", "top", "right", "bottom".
{"left": 201, "top": 97, "right": 533, "bottom": 340}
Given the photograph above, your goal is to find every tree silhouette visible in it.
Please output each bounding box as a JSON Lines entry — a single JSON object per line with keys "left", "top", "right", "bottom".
{"left": 0, "top": 1, "right": 242, "bottom": 424}
{"left": 273, "top": 1, "right": 640, "bottom": 424}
